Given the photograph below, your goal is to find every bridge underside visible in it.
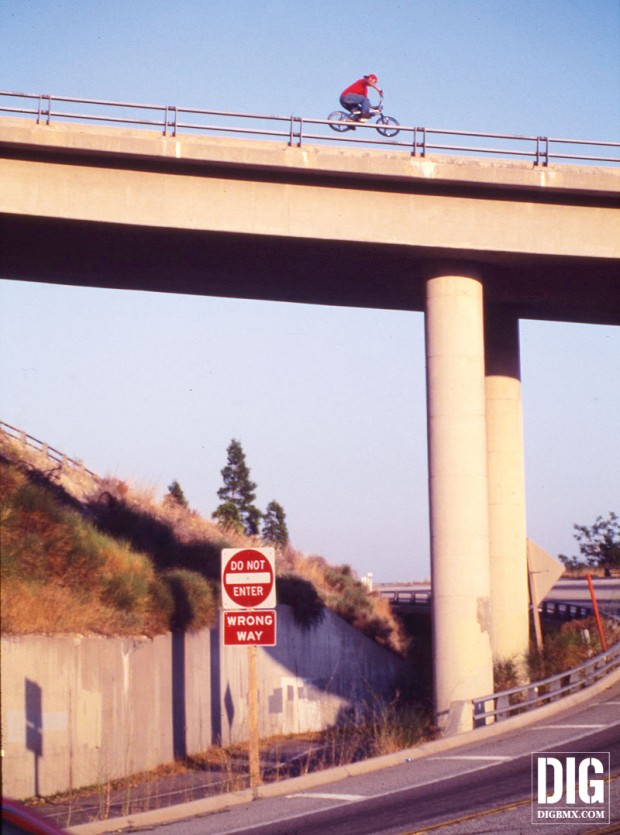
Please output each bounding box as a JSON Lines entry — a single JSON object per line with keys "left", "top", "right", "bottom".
{"left": 2, "top": 213, "right": 619, "bottom": 325}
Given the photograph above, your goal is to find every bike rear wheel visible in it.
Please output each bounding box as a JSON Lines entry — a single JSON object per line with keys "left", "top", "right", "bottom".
{"left": 376, "top": 116, "right": 400, "bottom": 138}
{"left": 327, "top": 111, "right": 354, "bottom": 132}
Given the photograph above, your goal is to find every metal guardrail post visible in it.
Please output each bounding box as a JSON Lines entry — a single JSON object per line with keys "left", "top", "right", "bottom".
{"left": 164, "top": 105, "right": 177, "bottom": 137}
{"left": 37, "top": 94, "right": 52, "bottom": 126}
{"left": 288, "top": 116, "right": 303, "bottom": 148}
{"left": 535, "top": 136, "right": 550, "bottom": 167}
{"left": 473, "top": 698, "right": 488, "bottom": 728}
{"left": 410, "top": 127, "right": 427, "bottom": 157}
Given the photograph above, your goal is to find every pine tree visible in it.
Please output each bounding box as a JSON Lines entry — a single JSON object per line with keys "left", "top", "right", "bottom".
{"left": 212, "top": 500, "right": 244, "bottom": 534}
{"left": 163, "top": 479, "right": 189, "bottom": 509}
{"left": 212, "top": 439, "right": 262, "bottom": 535}
{"left": 262, "top": 500, "right": 289, "bottom": 548}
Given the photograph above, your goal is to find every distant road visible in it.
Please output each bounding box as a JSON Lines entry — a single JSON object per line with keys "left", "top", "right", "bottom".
{"left": 545, "top": 578, "right": 620, "bottom": 616}
{"left": 377, "top": 577, "right": 620, "bottom": 617}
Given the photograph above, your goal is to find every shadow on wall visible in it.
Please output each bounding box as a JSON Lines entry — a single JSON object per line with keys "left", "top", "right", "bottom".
{"left": 5, "top": 606, "right": 412, "bottom": 799}
{"left": 25, "top": 678, "right": 43, "bottom": 797}
{"left": 176, "top": 603, "right": 414, "bottom": 753}
{"left": 210, "top": 625, "right": 222, "bottom": 746}
{"left": 259, "top": 606, "right": 414, "bottom": 739}
{"left": 172, "top": 632, "right": 186, "bottom": 760}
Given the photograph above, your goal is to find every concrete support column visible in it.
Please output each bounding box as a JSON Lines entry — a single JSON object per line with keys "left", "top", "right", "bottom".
{"left": 485, "top": 309, "right": 529, "bottom": 663}
{"left": 425, "top": 269, "right": 494, "bottom": 729}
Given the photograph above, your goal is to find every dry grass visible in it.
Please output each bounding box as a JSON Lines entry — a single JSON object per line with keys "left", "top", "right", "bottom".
{"left": 560, "top": 567, "right": 614, "bottom": 579}
{"left": 494, "top": 615, "right": 620, "bottom": 691}
{"left": 1, "top": 433, "right": 405, "bottom": 653}
{"left": 276, "top": 547, "right": 407, "bottom": 654}
{"left": 0, "top": 577, "right": 169, "bottom": 636}
{"left": 531, "top": 615, "right": 620, "bottom": 675}
{"left": 27, "top": 699, "right": 432, "bottom": 827}
{"left": 0, "top": 455, "right": 217, "bottom": 636}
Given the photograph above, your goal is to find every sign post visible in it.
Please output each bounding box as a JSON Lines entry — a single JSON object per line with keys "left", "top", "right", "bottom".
{"left": 221, "top": 547, "right": 277, "bottom": 788}
{"left": 247, "top": 644, "right": 260, "bottom": 787}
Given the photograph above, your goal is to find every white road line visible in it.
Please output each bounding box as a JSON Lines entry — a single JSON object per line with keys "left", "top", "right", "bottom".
{"left": 430, "top": 755, "right": 512, "bottom": 761}
{"left": 287, "top": 792, "right": 365, "bottom": 802}
{"left": 535, "top": 724, "right": 608, "bottom": 729}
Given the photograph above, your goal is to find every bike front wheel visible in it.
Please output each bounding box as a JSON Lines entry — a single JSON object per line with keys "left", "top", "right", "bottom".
{"left": 376, "top": 116, "right": 400, "bottom": 138}
{"left": 327, "top": 111, "right": 354, "bottom": 132}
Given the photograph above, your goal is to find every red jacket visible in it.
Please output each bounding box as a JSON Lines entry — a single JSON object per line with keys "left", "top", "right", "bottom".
{"left": 341, "top": 78, "right": 371, "bottom": 97}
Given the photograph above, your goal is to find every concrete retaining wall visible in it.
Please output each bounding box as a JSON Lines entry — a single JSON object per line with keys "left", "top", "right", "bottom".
{"left": 1, "top": 605, "right": 407, "bottom": 799}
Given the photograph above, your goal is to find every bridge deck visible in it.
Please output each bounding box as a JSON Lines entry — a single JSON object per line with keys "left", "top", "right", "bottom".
{"left": 1, "top": 118, "right": 619, "bottom": 325}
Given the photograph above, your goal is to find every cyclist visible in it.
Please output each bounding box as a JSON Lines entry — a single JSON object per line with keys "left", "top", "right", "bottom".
{"left": 339, "top": 74, "right": 384, "bottom": 121}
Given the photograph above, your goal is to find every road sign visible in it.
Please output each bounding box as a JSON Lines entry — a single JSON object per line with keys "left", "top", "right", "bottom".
{"left": 223, "top": 609, "right": 277, "bottom": 646}
{"left": 221, "top": 547, "right": 276, "bottom": 610}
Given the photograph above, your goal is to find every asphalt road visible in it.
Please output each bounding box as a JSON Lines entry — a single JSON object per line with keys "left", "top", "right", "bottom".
{"left": 377, "top": 578, "right": 620, "bottom": 617}
{"left": 131, "top": 679, "right": 620, "bottom": 835}
{"left": 546, "top": 579, "right": 620, "bottom": 617}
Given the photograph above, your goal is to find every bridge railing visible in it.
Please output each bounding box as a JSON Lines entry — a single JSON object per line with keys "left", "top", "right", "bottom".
{"left": 1, "top": 90, "right": 619, "bottom": 167}
{"left": 472, "top": 637, "right": 620, "bottom": 728}
{"left": 0, "top": 419, "right": 101, "bottom": 483}
{"left": 379, "top": 589, "right": 432, "bottom": 607}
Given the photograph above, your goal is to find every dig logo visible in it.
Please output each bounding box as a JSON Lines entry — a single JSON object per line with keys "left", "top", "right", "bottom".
{"left": 531, "top": 752, "right": 610, "bottom": 825}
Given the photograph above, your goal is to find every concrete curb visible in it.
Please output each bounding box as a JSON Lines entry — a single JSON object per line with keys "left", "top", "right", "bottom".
{"left": 68, "top": 668, "right": 620, "bottom": 834}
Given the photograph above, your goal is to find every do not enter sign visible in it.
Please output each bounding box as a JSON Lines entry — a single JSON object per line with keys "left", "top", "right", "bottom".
{"left": 221, "top": 547, "right": 276, "bottom": 610}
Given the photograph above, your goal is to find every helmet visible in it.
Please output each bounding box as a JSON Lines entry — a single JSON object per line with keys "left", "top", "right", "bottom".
{"left": 365, "top": 73, "right": 378, "bottom": 82}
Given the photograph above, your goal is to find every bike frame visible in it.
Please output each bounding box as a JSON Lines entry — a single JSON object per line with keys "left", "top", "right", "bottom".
{"left": 328, "top": 96, "right": 400, "bottom": 138}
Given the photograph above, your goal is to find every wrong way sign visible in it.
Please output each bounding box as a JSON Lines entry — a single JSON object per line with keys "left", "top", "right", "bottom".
{"left": 221, "top": 547, "right": 276, "bottom": 610}
{"left": 223, "top": 609, "right": 277, "bottom": 646}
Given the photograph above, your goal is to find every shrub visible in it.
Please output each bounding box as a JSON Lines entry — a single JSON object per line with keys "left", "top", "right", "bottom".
{"left": 101, "top": 555, "right": 154, "bottom": 612}
{"left": 527, "top": 616, "right": 619, "bottom": 680}
{"left": 276, "top": 574, "right": 325, "bottom": 629}
{"left": 161, "top": 569, "right": 218, "bottom": 632}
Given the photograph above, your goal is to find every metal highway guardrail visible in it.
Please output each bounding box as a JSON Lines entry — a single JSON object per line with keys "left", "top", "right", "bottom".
{"left": 472, "top": 637, "right": 620, "bottom": 727}
{"left": 473, "top": 600, "right": 620, "bottom": 727}
{"left": 1, "top": 90, "right": 619, "bottom": 167}
{"left": 0, "top": 419, "right": 101, "bottom": 483}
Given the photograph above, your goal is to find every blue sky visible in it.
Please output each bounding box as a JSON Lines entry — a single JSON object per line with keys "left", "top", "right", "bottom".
{"left": 0, "top": 1, "right": 618, "bottom": 582}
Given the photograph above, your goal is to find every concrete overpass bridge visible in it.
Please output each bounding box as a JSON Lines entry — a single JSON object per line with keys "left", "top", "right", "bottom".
{"left": 1, "top": 97, "right": 618, "bottom": 729}
{"left": 378, "top": 578, "right": 620, "bottom": 619}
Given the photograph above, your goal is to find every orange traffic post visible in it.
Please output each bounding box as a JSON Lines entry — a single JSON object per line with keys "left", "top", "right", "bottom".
{"left": 586, "top": 573, "right": 607, "bottom": 651}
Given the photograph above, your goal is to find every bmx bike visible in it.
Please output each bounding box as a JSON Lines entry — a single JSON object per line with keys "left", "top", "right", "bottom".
{"left": 327, "top": 96, "right": 400, "bottom": 138}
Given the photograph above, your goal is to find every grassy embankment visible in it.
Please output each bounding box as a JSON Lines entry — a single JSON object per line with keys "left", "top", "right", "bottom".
{"left": 0, "top": 435, "right": 406, "bottom": 655}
